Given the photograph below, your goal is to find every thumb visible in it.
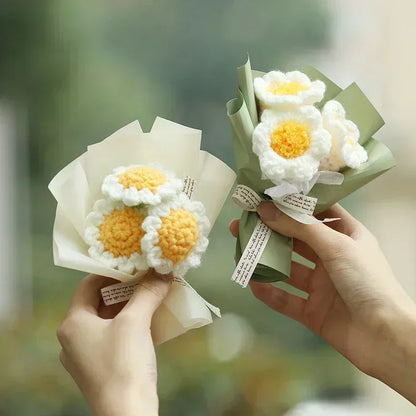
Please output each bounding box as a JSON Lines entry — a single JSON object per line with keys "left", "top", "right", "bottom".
{"left": 257, "top": 202, "right": 349, "bottom": 262}
{"left": 120, "top": 270, "right": 172, "bottom": 322}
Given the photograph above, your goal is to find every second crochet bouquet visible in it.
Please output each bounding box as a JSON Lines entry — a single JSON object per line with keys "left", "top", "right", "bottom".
{"left": 227, "top": 58, "right": 395, "bottom": 286}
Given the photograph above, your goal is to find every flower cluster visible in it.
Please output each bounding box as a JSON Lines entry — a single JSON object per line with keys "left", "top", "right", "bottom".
{"left": 253, "top": 70, "right": 368, "bottom": 184}
{"left": 84, "top": 164, "right": 210, "bottom": 277}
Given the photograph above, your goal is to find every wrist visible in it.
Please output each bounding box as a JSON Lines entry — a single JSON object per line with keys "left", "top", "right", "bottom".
{"left": 370, "top": 303, "right": 416, "bottom": 404}
{"left": 91, "top": 380, "right": 158, "bottom": 416}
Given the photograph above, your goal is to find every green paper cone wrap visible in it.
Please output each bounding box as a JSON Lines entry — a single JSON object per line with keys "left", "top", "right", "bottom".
{"left": 226, "top": 58, "right": 396, "bottom": 283}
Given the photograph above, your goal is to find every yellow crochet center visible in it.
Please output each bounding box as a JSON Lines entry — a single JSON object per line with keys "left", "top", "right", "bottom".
{"left": 118, "top": 166, "right": 167, "bottom": 194}
{"left": 99, "top": 207, "right": 145, "bottom": 257}
{"left": 270, "top": 121, "right": 311, "bottom": 159}
{"left": 157, "top": 208, "right": 199, "bottom": 265}
{"left": 268, "top": 81, "right": 308, "bottom": 96}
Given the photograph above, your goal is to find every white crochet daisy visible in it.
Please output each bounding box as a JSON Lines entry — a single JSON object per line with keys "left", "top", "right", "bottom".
{"left": 252, "top": 106, "right": 331, "bottom": 183}
{"left": 141, "top": 193, "right": 210, "bottom": 278}
{"left": 101, "top": 164, "right": 183, "bottom": 206}
{"left": 254, "top": 70, "right": 325, "bottom": 110}
{"left": 84, "top": 199, "right": 149, "bottom": 274}
{"left": 319, "top": 100, "right": 368, "bottom": 172}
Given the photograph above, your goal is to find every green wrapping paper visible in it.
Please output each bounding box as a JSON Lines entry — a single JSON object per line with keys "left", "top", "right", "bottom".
{"left": 226, "top": 58, "right": 396, "bottom": 283}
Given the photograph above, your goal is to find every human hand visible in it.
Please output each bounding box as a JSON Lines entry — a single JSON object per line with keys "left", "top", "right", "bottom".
{"left": 229, "top": 203, "right": 416, "bottom": 405}
{"left": 57, "top": 271, "right": 172, "bottom": 416}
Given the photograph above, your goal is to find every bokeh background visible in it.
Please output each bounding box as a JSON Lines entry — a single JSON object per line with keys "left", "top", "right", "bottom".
{"left": 1, "top": 1, "right": 415, "bottom": 415}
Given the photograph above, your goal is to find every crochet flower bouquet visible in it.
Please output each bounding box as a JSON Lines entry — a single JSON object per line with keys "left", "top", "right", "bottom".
{"left": 227, "top": 58, "right": 395, "bottom": 286}
{"left": 49, "top": 118, "right": 236, "bottom": 344}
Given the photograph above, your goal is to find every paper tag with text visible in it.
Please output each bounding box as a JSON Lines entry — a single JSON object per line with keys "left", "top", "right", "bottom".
{"left": 231, "top": 184, "right": 263, "bottom": 211}
{"left": 277, "top": 193, "right": 317, "bottom": 216}
{"left": 183, "top": 176, "right": 196, "bottom": 199}
{"left": 101, "top": 281, "right": 139, "bottom": 305}
{"left": 231, "top": 219, "right": 272, "bottom": 288}
{"left": 101, "top": 276, "right": 221, "bottom": 317}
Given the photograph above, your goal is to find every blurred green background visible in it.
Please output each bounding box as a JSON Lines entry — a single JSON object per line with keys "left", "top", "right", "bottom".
{"left": 0, "top": 1, "right": 357, "bottom": 415}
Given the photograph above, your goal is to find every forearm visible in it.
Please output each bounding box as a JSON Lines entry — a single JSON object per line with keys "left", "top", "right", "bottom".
{"left": 371, "top": 306, "right": 416, "bottom": 405}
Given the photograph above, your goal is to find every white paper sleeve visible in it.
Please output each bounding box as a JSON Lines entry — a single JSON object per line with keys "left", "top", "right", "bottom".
{"left": 49, "top": 118, "right": 236, "bottom": 344}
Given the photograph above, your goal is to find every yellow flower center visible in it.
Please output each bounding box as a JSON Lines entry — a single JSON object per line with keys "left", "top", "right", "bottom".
{"left": 270, "top": 121, "right": 311, "bottom": 159}
{"left": 157, "top": 208, "right": 199, "bottom": 265}
{"left": 99, "top": 207, "right": 145, "bottom": 257}
{"left": 118, "top": 166, "right": 167, "bottom": 194}
{"left": 268, "top": 81, "right": 308, "bottom": 96}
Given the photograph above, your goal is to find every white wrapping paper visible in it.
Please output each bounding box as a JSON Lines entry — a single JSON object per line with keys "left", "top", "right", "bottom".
{"left": 49, "top": 118, "right": 236, "bottom": 344}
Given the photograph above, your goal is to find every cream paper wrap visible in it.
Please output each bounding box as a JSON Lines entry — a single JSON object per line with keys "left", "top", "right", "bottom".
{"left": 49, "top": 117, "right": 236, "bottom": 345}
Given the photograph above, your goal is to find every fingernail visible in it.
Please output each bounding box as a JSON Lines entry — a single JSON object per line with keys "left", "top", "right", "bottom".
{"left": 257, "top": 202, "right": 281, "bottom": 222}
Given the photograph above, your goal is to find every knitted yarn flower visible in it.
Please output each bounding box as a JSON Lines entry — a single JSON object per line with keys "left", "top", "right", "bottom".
{"left": 102, "top": 164, "right": 183, "bottom": 206}
{"left": 252, "top": 106, "right": 331, "bottom": 183}
{"left": 84, "top": 199, "right": 149, "bottom": 274}
{"left": 254, "top": 70, "right": 326, "bottom": 110}
{"left": 141, "top": 193, "right": 210, "bottom": 277}
{"left": 319, "top": 100, "right": 368, "bottom": 172}
{"left": 86, "top": 163, "right": 210, "bottom": 277}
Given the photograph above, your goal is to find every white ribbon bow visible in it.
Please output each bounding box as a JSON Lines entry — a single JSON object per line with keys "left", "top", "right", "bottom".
{"left": 232, "top": 171, "right": 344, "bottom": 224}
